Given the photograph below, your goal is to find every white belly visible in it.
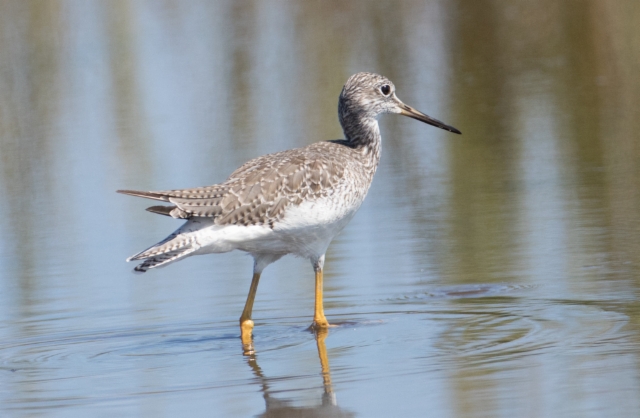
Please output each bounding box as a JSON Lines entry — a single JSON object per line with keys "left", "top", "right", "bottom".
{"left": 269, "top": 195, "right": 361, "bottom": 258}
{"left": 189, "top": 194, "right": 362, "bottom": 260}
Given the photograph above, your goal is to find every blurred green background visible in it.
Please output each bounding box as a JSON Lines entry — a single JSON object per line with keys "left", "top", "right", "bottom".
{"left": 1, "top": 1, "right": 639, "bottom": 417}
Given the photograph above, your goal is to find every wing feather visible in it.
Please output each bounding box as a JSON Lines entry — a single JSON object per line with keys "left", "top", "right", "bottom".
{"left": 118, "top": 142, "right": 356, "bottom": 226}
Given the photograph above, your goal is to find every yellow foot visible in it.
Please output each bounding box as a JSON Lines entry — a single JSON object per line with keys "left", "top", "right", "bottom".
{"left": 240, "top": 319, "right": 255, "bottom": 355}
{"left": 310, "top": 317, "right": 331, "bottom": 330}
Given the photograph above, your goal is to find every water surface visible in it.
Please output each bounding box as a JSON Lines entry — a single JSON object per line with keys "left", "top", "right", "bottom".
{"left": 1, "top": 1, "right": 640, "bottom": 417}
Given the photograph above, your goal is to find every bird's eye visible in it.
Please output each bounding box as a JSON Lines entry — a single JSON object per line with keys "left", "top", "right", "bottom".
{"left": 380, "top": 85, "right": 391, "bottom": 96}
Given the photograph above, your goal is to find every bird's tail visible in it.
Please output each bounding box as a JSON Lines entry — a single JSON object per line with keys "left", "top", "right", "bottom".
{"left": 127, "top": 224, "right": 202, "bottom": 273}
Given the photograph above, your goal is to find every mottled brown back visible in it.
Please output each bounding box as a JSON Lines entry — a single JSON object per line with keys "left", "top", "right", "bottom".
{"left": 133, "top": 141, "right": 371, "bottom": 227}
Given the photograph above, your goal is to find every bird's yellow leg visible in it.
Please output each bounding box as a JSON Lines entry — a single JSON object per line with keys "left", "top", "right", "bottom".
{"left": 240, "top": 272, "right": 261, "bottom": 353}
{"left": 312, "top": 268, "right": 330, "bottom": 329}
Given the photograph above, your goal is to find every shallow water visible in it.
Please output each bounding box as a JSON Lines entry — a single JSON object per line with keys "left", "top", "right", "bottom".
{"left": 1, "top": 1, "right": 640, "bottom": 417}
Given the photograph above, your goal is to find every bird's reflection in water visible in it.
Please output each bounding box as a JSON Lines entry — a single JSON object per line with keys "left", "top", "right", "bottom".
{"left": 247, "top": 329, "right": 355, "bottom": 418}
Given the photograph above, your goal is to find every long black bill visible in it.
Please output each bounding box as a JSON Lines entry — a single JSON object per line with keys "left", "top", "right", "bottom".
{"left": 399, "top": 103, "right": 461, "bottom": 134}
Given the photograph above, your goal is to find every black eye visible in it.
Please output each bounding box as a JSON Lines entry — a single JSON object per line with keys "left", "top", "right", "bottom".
{"left": 380, "top": 85, "right": 391, "bottom": 96}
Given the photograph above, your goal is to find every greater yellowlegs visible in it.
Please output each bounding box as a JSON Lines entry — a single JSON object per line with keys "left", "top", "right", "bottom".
{"left": 118, "top": 72, "right": 460, "bottom": 347}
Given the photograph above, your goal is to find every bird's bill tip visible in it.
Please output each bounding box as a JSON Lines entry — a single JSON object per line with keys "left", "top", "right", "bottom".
{"left": 399, "top": 104, "right": 461, "bottom": 135}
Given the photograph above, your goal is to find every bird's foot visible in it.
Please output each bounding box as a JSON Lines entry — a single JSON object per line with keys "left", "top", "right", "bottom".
{"left": 310, "top": 317, "right": 331, "bottom": 331}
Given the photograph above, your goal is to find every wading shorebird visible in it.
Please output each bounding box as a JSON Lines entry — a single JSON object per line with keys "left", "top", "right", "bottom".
{"left": 118, "top": 72, "right": 460, "bottom": 350}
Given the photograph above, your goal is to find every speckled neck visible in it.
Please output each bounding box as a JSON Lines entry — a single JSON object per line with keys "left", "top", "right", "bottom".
{"left": 338, "top": 99, "right": 382, "bottom": 165}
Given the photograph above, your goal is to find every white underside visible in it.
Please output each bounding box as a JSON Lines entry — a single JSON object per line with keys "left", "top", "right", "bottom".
{"left": 175, "top": 195, "right": 362, "bottom": 265}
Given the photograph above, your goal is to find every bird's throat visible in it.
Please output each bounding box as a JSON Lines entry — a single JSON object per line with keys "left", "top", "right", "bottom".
{"left": 342, "top": 116, "right": 382, "bottom": 163}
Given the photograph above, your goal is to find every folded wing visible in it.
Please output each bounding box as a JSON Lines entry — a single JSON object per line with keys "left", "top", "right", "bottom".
{"left": 118, "top": 143, "right": 348, "bottom": 227}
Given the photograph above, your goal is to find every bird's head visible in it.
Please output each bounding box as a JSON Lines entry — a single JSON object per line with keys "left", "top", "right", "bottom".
{"left": 339, "top": 72, "right": 461, "bottom": 134}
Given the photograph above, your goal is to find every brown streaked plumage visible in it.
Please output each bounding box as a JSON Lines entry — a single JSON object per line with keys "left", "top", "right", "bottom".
{"left": 119, "top": 141, "right": 365, "bottom": 224}
{"left": 118, "top": 72, "right": 460, "bottom": 353}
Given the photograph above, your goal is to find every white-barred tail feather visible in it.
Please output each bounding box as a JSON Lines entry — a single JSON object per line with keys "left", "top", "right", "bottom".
{"left": 132, "top": 246, "right": 198, "bottom": 273}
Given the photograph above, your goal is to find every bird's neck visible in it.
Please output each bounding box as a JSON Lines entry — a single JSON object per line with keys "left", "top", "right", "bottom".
{"left": 340, "top": 114, "right": 382, "bottom": 164}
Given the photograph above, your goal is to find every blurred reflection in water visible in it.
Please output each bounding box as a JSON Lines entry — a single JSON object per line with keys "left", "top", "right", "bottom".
{"left": 0, "top": 1, "right": 639, "bottom": 417}
{"left": 250, "top": 330, "right": 354, "bottom": 418}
